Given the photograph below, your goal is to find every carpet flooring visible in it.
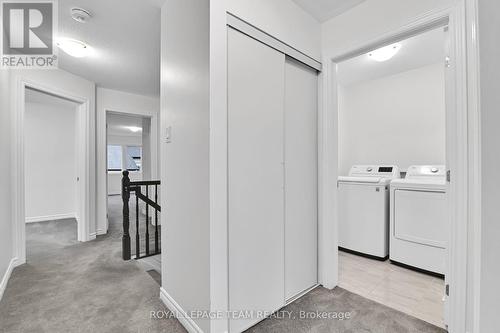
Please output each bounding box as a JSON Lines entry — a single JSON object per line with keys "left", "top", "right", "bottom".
{"left": 247, "top": 287, "right": 447, "bottom": 333}
{"left": 0, "top": 195, "right": 447, "bottom": 333}
{"left": 0, "top": 197, "right": 185, "bottom": 333}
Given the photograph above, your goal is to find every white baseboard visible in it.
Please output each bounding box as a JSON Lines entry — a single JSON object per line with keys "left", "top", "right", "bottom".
{"left": 0, "top": 258, "right": 18, "bottom": 301}
{"left": 97, "top": 229, "right": 107, "bottom": 236}
{"left": 159, "top": 287, "right": 204, "bottom": 333}
{"left": 25, "top": 213, "right": 76, "bottom": 223}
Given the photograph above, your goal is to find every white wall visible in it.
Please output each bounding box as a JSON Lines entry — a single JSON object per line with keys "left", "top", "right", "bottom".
{"left": 161, "top": 0, "right": 210, "bottom": 332}
{"left": 24, "top": 102, "right": 78, "bottom": 221}
{"left": 142, "top": 118, "right": 152, "bottom": 182}
{"left": 339, "top": 63, "right": 446, "bottom": 174}
{"left": 227, "top": 0, "right": 321, "bottom": 60}
{"left": 107, "top": 134, "right": 142, "bottom": 146}
{"left": 96, "top": 87, "right": 159, "bottom": 234}
{"left": 0, "top": 69, "right": 14, "bottom": 300}
{"left": 477, "top": 1, "right": 500, "bottom": 331}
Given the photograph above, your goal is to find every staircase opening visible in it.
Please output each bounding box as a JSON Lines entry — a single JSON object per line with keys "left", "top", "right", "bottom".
{"left": 120, "top": 171, "right": 161, "bottom": 276}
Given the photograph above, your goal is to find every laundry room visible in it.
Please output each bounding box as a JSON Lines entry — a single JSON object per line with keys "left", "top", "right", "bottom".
{"left": 336, "top": 26, "right": 449, "bottom": 328}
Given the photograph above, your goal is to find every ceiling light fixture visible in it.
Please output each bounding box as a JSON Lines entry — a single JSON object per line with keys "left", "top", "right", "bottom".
{"left": 368, "top": 43, "right": 402, "bottom": 62}
{"left": 56, "top": 38, "right": 91, "bottom": 58}
{"left": 127, "top": 126, "right": 142, "bottom": 133}
{"left": 71, "top": 8, "right": 92, "bottom": 23}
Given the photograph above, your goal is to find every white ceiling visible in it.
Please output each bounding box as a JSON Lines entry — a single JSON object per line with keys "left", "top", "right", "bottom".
{"left": 337, "top": 27, "right": 446, "bottom": 87}
{"left": 291, "top": 0, "right": 366, "bottom": 22}
{"left": 57, "top": 0, "right": 164, "bottom": 97}
{"left": 25, "top": 88, "right": 80, "bottom": 109}
{"left": 107, "top": 113, "right": 146, "bottom": 137}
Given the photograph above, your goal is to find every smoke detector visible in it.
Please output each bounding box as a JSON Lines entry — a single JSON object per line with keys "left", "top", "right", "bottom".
{"left": 71, "top": 8, "right": 92, "bottom": 23}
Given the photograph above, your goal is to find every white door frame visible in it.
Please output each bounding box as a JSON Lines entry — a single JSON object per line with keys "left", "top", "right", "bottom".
{"left": 12, "top": 78, "right": 92, "bottom": 265}
{"left": 97, "top": 108, "right": 159, "bottom": 234}
{"left": 320, "top": 4, "right": 472, "bottom": 332}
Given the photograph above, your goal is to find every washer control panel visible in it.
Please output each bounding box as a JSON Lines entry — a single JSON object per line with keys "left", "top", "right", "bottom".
{"left": 406, "top": 165, "right": 446, "bottom": 179}
{"left": 348, "top": 165, "right": 400, "bottom": 179}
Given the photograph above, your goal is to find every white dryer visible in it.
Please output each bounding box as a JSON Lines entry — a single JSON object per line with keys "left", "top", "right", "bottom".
{"left": 338, "top": 165, "right": 400, "bottom": 259}
{"left": 390, "top": 165, "right": 448, "bottom": 275}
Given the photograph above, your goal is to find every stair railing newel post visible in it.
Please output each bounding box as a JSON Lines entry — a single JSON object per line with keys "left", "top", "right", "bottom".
{"left": 122, "top": 170, "right": 131, "bottom": 260}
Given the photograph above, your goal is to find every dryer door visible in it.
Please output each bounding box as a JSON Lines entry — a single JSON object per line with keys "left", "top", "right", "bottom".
{"left": 394, "top": 189, "right": 447, "bottom": 248}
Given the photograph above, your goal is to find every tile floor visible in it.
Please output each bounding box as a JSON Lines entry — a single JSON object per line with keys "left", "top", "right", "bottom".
{"left": 338, "top": 250, "right": 446, "bottom": 328}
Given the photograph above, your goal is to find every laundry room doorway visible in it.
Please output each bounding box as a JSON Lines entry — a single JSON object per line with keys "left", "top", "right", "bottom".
{"left": 323, "top": 10, "right": 468, "bottom": 331}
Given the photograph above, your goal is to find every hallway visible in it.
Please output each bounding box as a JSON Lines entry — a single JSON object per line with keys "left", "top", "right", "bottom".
{"left": 0, "top": 198, "right": 184, "bottom": 333}
{"left": 0, "top": 195, "right": 448, "bottom": 333}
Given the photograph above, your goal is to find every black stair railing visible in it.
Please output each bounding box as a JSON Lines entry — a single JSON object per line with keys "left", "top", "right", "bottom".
{"left": 122, "top": 171, "right": 161, "bottom": 260}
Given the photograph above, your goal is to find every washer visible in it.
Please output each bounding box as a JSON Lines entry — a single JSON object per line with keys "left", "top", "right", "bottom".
{"left": 390, "top": 165, "right": 448, "bottom": 275}
{"left": 338, "top": 165, "right": 400, "bottom": 259}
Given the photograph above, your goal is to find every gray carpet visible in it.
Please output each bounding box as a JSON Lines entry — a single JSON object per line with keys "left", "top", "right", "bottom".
{"left": 0, "top": 195, "right": 447, "bottom": 333}
{"left": 0, "top": 197, "right": 185, "bottom": 333}
{"left": 247, "top": 287, "right": 447, "bottom": 333}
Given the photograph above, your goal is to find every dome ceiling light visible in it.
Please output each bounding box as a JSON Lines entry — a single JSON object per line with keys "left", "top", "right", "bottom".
{"left": 71, "top": 7, "right": 92, "bottom": 23}
{"left": 368, "top": 43, "right": 402, "bottom": 62}
{"left": 56, "top": 38, "right": 91, "bottom": 58}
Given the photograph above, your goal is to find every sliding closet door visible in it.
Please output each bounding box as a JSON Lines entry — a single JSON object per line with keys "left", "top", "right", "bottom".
{"left": 284, "top": 58, "right": 318, "bottom": 300}
{"left": 228, "top": 28, "right": 285, "bottom": 333}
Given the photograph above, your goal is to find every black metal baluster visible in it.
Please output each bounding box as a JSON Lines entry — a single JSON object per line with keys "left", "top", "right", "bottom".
{"left": 145, "top": 185, "right": 150, "bottom": 256}
{"left": 155, "top": 184, "right": 159, "bottom": 254}
{"left": 136, "top": 187, "right": 140, "bottom": 258}
{"left": 122, "top": 171, "right": 131, "bottom": 260}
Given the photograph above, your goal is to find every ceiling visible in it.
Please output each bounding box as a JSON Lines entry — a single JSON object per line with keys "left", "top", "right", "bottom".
{"left": 291, "top": 0, "right": 366, "bottom": 22}
{"left": 107, "top": 113, "right": 146, "bottom": 137}
{"left": 25, "top": 88, "right": 80, "bottom": 109}
{"left": 57, "top": 0, "right": 164, "bottom": 97}
{"left": 337, "top": 27, "right": 446, "bottom": 87}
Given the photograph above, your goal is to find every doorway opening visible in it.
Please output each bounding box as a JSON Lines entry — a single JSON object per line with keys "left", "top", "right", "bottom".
{"left": 335, "top": 26, "right": 449, "bottom": 328}
{"left": 105, "top": 112, "right": 160, "bottom": 274}
{"left": 23, "top": 88, "right": 85, "bottom": 262}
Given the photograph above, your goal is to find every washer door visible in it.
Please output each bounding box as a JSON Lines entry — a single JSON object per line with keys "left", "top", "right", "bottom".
{"left": 394, "top": 189, "right": 447, "bottom": 248}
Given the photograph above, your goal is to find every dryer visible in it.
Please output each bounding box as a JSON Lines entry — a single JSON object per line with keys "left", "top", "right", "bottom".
{"left": 390, "top": 165, "right": 448, "bottom": 275}
{"left": 338, "top": 165, "right": 400, "bottom": 259}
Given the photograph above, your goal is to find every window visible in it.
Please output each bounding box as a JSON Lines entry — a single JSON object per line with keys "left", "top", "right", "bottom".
{"left": 126, "top": 146, "right": 142, "bottom": 171}
{"left": 107, "top": 145, "right": 122, "bottom": 171}
{"left": 107, "top": 145, "right": 142, "bottom": 172}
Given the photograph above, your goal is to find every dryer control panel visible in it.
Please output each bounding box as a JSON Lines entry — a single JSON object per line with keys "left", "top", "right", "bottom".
{"left": 405, "top": 165, "right": 446, "bottom": 179}
{"left": 348, "top": 165, "right": 400, "bottom": 179}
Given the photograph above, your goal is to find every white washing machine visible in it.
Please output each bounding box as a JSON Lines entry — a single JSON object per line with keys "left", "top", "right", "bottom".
{"left": 390, "top": 165, "right": 448, "bottom": 275}
{"left": 338, "top": 165, "right": 400, "bottom": 259}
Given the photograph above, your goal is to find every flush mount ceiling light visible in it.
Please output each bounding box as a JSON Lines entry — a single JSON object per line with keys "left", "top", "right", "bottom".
{"left": 127, "top": 126, "right": 142, "bottom": 133}
{"left": 71, "top": 8, "right": 92, "bottom": 23}
{"left": 56, "top": 38, "right": 90, "bottom": 58}
{"left": 368, "top": 43, "right": 402, "bottom": 62}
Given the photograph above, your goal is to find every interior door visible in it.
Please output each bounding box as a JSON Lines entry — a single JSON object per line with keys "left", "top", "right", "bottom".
{"left": 284, "top": 57, "right": 318, "bottom": 300}
{"left": 228, "top": 27, "right": 285, "bottom": 333}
